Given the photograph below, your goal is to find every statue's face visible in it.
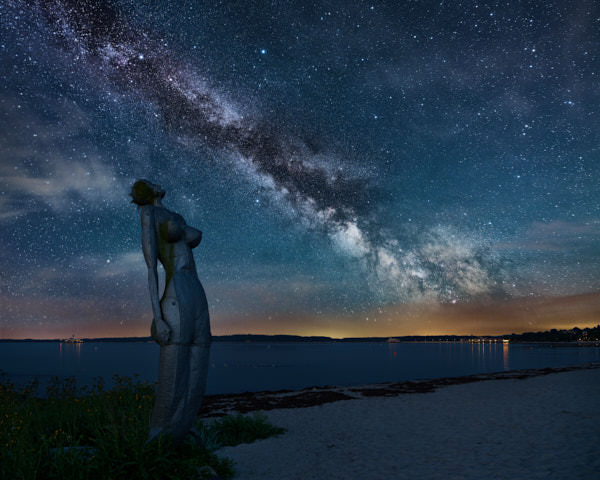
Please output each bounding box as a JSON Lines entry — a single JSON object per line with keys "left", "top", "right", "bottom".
{"left": 148, "top": 182, "right": 165, "bottom": 198}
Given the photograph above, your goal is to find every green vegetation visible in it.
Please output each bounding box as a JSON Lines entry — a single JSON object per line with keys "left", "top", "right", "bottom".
{"left": 198, "top": 413, "right": 286, "bottom": 450}
{"left": 0, "top": 373, "right": 285, "bottom": 479}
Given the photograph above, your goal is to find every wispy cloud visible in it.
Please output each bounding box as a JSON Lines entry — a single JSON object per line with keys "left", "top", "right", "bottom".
{"left": 500, "top": 220, "right": 600, "bottom": 252}
{"left": 0, "top": 291, "right": 149, "bottom": 339}
{"left": 0, "top": 94, "right": 128, "bottom": 221}
{"left": 0, "top": 156, "right": 124, "bottom": 213}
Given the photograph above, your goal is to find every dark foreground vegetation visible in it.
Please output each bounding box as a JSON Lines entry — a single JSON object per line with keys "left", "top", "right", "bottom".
{"left": 0, "top": 373, "right": 285, "bottom": 479}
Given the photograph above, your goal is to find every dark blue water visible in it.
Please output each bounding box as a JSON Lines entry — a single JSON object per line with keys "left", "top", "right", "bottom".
{"left": 1, "top": 341, "right": 598, "bottom": 395}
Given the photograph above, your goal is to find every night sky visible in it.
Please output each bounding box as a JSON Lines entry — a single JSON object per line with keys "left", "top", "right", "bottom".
{"left": 1, "top": 0, "right": 599, "bottom": 339}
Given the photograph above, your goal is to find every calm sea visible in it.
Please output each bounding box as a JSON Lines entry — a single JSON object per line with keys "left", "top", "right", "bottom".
{"left": 1, "top": 341, "right": 598, "bottom": 395}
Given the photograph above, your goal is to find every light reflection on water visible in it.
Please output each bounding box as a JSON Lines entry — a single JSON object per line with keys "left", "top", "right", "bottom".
{"left": 59, "top": 342, "right": 81, "bottom": 361}
{"left": 0, "top": 341, "right": 598, "bottom": 395}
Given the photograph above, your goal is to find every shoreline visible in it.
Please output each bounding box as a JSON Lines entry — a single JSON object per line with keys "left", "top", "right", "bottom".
{"left": 199, "top": 362, "right": 600, "bottom": 417}
{"left": 217, "top": 366, "right": 600, "bottom": 479}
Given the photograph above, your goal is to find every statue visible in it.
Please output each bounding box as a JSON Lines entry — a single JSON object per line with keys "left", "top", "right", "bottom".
{"left": 130, "top": 179, "right": 211, "bottom": 447}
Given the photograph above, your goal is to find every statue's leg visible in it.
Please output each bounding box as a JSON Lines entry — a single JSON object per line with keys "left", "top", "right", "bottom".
{"left": 185, "top": 279, "right": 211, "bottom": 434}
{"left": 149, "top": 275, "right": 211, "bottom": 446}
{"left": 186, "top": 294, "right": 211, "bottom": 434}
{"left": 149, "top": 343, "right": 210, "bottom": 445}
{"left": 186, "top": 342, "right": 211, "bottom": 427}
{"left": 148, "top": 344, "right": 191, "bottom": 446}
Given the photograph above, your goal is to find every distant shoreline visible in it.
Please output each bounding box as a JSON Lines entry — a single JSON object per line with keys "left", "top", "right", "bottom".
{"left": 1, "top": 328, "right": 599, "bottom": 344}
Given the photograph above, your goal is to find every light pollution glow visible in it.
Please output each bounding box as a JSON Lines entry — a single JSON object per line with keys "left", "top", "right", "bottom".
{"left": 2, "top": 291, "right": 598, "bottom": 340}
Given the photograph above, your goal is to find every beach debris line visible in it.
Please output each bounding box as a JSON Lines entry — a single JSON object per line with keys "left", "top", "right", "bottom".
{"left": 199, "top": 363, "right": 600, "bottom": 416}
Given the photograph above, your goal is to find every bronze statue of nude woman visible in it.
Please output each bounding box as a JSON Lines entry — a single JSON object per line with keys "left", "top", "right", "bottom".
{"left": 130, "top": 179, "right": 211, "bottom": 447}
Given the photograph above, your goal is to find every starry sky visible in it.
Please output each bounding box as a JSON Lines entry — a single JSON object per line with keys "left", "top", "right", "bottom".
{"left": 1, "top": 0, "right": 599, "bottom": 339}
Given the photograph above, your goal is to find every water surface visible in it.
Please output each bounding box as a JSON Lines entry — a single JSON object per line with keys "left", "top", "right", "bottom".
{"left": 1, "top": 341, "right": 598, "bottom": 394}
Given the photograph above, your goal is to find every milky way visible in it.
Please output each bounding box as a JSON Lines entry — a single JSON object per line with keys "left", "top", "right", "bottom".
{"left": 38, "top": 0, "right": 372, "bottom": 215}
{"left": 22, "top": 0, "right": 510, "bottom": 302}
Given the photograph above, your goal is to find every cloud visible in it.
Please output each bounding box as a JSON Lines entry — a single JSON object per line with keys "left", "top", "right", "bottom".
{"left": 0, "top": 198, "right": 28, "bottom": 220}
{"left": 0, "top": 248, "right": 148, "bottom": 303}
{"left": 518, "top": 220, "right": 600, "bottom": 252}
{"left": 0, "top": 157, "right": 124, "bottom": 212}
{"left": 71, "top": 250, "right": 146, "bottom": 279}
{"left": 498, "top": 220, "right": 600, "bottom": 253}
{"left": 0, "top": 95, "right": 128, "bottom": 220}
{"left": 0, "top": 291, "right": 149, "bottom": 339}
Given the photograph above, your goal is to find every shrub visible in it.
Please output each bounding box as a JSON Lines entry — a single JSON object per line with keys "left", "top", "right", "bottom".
{"left": 0, "top": 372, "right": 285, "bottom": 479}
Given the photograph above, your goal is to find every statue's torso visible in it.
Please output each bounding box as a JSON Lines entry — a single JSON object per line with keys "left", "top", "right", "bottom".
{"left": 152, "top": 207, "right": 199, "bottom": 279}
{"left": 150, "top": 206, "right": 210, "bottom": 344}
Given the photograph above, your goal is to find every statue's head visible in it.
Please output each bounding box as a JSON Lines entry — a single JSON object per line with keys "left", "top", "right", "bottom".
{"left": 130, "top": 179, "right": 165, "bottom": 205}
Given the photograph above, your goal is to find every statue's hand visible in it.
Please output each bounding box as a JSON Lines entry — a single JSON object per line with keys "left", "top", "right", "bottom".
{"left": 155, "top": 320, "right": 171, "bottom": 345}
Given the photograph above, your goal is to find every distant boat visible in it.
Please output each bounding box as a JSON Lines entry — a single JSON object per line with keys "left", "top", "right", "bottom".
{"left": 387, "top": 338, "right": 400, "bottom": 343}
{"left": 62, "top": 334, "right": 83, "bottom": 344}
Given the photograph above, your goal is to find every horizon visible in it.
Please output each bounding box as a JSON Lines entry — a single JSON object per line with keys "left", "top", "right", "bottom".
{"left": 4, "top": 324, "right": 599, "bottom": 342}
{"left": 2, "top": 291, "right": 599, "bottom": 341}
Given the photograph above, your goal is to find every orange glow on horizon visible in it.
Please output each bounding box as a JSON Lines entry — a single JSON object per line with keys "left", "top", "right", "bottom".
{"left": 212, "top": 290, "right": 600, "bottom": 338}
{"left": 2, "top": 291, "right": 599, "bottom": 340}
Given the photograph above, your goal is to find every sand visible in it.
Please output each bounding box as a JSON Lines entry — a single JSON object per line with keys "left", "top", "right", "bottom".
{"left": 218, "top": 367, "right": 600, "bottom": 479}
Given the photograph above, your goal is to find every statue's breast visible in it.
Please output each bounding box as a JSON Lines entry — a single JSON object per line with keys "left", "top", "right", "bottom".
{"left": 184, "top": 226, "right": 202, "bottom": 248}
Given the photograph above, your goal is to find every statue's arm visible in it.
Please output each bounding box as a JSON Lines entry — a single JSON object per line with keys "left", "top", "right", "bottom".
{"left": 141, "top": 206, "right": 170, "bottom": 343}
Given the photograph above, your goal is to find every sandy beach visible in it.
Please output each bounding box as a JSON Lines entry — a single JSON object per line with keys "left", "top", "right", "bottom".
{"left": 218, "top": 366, "right": 600, "bottom": 479}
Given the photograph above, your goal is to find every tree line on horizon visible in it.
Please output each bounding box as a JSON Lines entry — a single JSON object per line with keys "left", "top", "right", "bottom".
{"left": 3, "top": 325, "right": 599, "bottom": 343}
{"left": 507, "top": 325, "right": 600, "bottom": 343}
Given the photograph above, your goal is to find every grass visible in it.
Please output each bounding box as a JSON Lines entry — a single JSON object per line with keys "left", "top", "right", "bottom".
{"left": 0, "top": 372, "right": 286, "bottom": 479}
{"left": 196, "top": 413, "right": 286, "bottom": 451}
